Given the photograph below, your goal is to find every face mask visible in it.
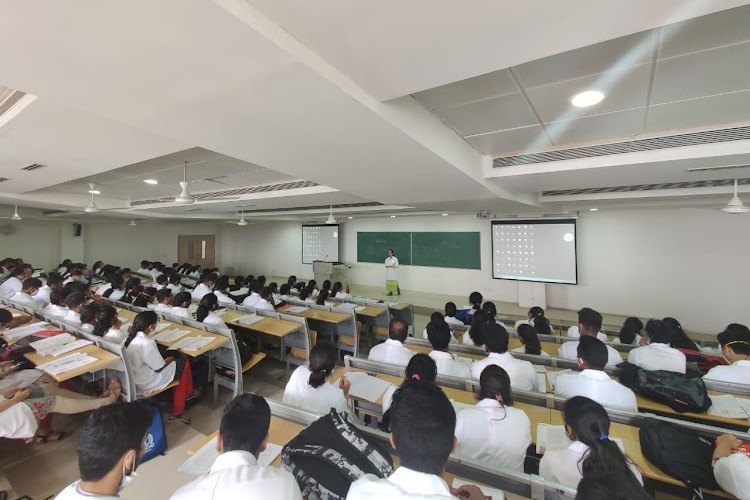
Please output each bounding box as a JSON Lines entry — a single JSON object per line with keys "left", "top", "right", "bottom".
{"left": 118, "top": 453, "right": 138, "bottom": 493}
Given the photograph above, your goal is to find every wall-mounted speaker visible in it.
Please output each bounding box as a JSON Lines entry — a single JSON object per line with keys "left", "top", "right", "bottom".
{"left": 73, "top": 223, "right": 82, "bottom": 237}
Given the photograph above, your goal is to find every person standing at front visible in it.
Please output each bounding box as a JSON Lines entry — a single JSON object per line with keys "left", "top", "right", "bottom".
{"left": 385, "top": 249, "right": 400, "bottom": 296}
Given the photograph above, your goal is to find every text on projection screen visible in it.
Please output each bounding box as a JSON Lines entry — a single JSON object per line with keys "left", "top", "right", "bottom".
{"left": 302, "top": 225, "right": 340, "bottom": 264}
{"left": 492, "top": 221, "right": 577, "bottom": 284}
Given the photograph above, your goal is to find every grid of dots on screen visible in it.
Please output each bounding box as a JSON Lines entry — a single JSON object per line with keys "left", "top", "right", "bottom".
{"left": 303, "top": 227, "right": 324, "bottom": 262}
{"left": 494, "top": 225, "right": 535, "bottom": 276}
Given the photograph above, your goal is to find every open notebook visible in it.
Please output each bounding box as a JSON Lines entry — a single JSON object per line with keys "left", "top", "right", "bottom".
{"left": 536, "top": 424, "right": 624, "bottom": 454}
{"left": 178, "top": 435, "right": 283, "bottom": 475}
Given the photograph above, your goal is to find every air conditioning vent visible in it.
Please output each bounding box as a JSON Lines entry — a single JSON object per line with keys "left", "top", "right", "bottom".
{"left": 242, "top": 202, "right": 382, "bottom": 214}
{"left": 0, "top": 89, "right": 27, "bottom": 118}
{"left": 21, "top": 163, "right": 46, "bottom": 171}
{"left": 542, "top": 178, "right": 750, "bottom": 197}
{"left": 131, "top": 180, "right": 321, "bottom": 206}
{"left": 494, "top": 125, "right": 750, "bottom": 168}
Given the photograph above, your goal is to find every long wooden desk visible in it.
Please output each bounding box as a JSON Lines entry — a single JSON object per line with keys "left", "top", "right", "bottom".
{"left": 222, "top": 310, "right": 302, "bottom": 338}
{"left": 277, "top": 305, "right": 350, "bottom": 325}
{"left": 24, "top": 343, "right": 120, "bottom": 383}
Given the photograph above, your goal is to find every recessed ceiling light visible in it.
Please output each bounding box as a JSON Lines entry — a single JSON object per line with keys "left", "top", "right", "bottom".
{"left": 390, "top": 215, "right": 396, "bottom": 218}
{"left": 441, "top": 213, "right": 448, "bottom": 216}
{"left": 571, "top": 90, "right": 604, "bottom": 108}
{"left": 143, "top": 179, "right": 158, "bottom": 185}
{"left": 347, "top": 216, "right": 353, "bottom": 219}
{"left": 88, "top": 189, "right": 101, "bottom": 194}
{"left": 589, "top": 208, "right": 599, "bottom": 211}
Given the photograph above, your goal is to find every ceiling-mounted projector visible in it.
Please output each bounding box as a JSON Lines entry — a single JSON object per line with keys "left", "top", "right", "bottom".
{"left": 476, "top": 210, "right": 496, "bottom": 219}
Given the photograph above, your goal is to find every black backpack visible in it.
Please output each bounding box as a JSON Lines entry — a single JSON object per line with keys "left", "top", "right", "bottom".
{"left": 640, "top": 418, "right": 719, "bottom": 497}
{"left": 618, "top": 362, "right": 712, "bottom": 413}
{"left": 282, "top": 409, "right": 394, "bottom": 500}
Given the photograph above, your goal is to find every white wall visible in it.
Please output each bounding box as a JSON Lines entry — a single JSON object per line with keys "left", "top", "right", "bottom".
{"left": 221, "top": 221, "right": 309, "bottom": 278}
{"left": 0, "top": 220, "right": 63, "bottom": 269}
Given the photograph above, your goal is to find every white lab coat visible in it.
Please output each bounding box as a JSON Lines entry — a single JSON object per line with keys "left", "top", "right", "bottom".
{"left": 470, "top": 352, "right": 538, "bottom": 391}
{"left": 95, "top": 283, "right": 112, "bottom": 296}
{"left": 108, "top": 289, "right": 125, "bottom": 301}
{"left": 283, "top": 365, "right": 347, "bottom": 414}
{"left": 33, "top": 285, "right": 52, "bottom": 305}
{"left": 0, "top": 394, "right": 38, "bottom": 439}
{"left": 55, "top": 481, "right": 120, "bottom": 500}
{"left": 11, "top": 291, "right": 42, "bottom": 312}
{"left": 191, "top": 283, "right": 212, "bottom": 301}
{"left": 511, "top": 346, "right": 551, "bottom": 357}
{"left": 154, "top": 303, "right": 174, "bottom": 315}
{"left": 203, "top": 313, "right": 228, "bottom": 329}
{"left": 242, "top": 293, "right": 261, "bottom": 308}
{"left": 384, "top": 256, "right": 399, "bottom": 281}
{"left": 63, "top": 310, "right": 83, "bottom": 328}
{"left": 368, "top": 339, "right": 415, "bottom": 367}
{"left": 254, "top": 298, "right": 275, "bottom": 312}
{"left": 559, "top": 341, "right": 623, "bottom": 367}
{"left": 628, "top": 343, "right": 686, "bottom": 374}
{"left": 43, "top": 303, "right": 69, "bottom": 319}
{"left": 170, "top": 307, "right": 192, "bottom": 319}
{"left": 127, "top": 331, "right": 176, "bottom": 395}
{"left": 428, "top": 350, "right": 471, "bottom": 379}
{"left": 0, "top": 276, "right": 22, "bottom": 299}
{"left": 214, "top": 290, "right": 236, "bottom": 306}
{"left": 455, "top": 399, "right": 531, "bottom": 472}
{"left": 554, "top": 369, "right": 637, "bottom": 412}
{"left": 713, "top": 453, "right": 750, "bottom": 499}
{"left": 103, "top": 327, "right": 128, "bottom": 345}
{"left": 170, "top": 450, "right": 302, "bottom": 500}
{"left": 348, "top": 466, "right": 454, "bottom": 500}
{"left": 167, "top": 283, "right": 183, "bottom": 295}
{"left": 704, "top": 360, "right": 750, "bottom": 386}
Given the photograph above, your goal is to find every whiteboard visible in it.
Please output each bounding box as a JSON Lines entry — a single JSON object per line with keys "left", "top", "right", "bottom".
{"left": 491, "top": 219, "right": 577, "bottom": 285}
{"left": 302, "top": 225, "right": 340, "bottom": 264}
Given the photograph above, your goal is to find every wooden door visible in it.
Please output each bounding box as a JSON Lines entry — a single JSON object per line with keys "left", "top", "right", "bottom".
{"left": 177, "top": 235, "right": 215, "bottom": 269}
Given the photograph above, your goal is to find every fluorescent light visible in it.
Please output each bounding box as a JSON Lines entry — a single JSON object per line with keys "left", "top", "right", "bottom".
{"left": 571, "top": 90, "right": 604, "bottom": 107}
{"left": 441, "top": 213, "right": 448, "bottom": 216}
{"left": 390, "top": 215, "right": 396, "bottom": 218}
{"left": 347, "top": 216, "right": 353, "bottom": 219}
{"left": 88, "top": 189, "right": 101, "bottom": 194}
{"left": 143, "top": 179, "right": 158, "bottom": 185}
{"left": 589, "top": 208, "right": 599, "bottom": 212}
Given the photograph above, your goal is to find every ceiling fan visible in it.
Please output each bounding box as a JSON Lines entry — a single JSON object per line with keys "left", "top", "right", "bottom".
{"left": 237, "top": 211, "right": 248, "bottom": 226}
{"left": 721, "top": 179, "right": 749, "bottom": 214}
{"left": 324, "top": 205, "right": 337, "bottom": 224}
{"left": 174, "top": 161, "right": 240, "bottom": 204}
{"left": 0, "top": 205, "right": 22, "bottom": 221}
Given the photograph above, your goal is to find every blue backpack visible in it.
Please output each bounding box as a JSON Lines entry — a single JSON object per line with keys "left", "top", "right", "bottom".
{"left": 141, "top": 400, "right": 168, "bottom": 462}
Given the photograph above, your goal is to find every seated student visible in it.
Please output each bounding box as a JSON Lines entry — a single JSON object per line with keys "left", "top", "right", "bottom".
{"left": 79, "top": 303, "right": 101, "bottom": 333}
{"left": 136, "top": 260, "right": 151, "bottom": 276}
{"left": 539, "top": 396, "right": 643, "bottom": 497}
{"left": 559, "top": 308, "right": 623, "bottom": 367}
{"left": 315, "top": 288, "right": 334, "bottom": 307}
{"left": 44, "top": 289, "right": 69, "bottom": 319}
{"left": 55, "top": 402, "right": 152, "bottom": 499}
{"left": 90, "top": 260, "right": 105, "bottom": 277}
{"left": 455, "top": 365, "right": 531, "bottom": 472}
{"left": 348, "top": 380, "right": 488, "bottom": 500}
{"left": 514, "top": 306, "right": 554, "bottom": 335}
{"left": 63, "top": 292, "right": 87, "bottom": 327}
{"left": 34, "top": 272, "right": 63, "bottom": 306}
{"left": 153, "top": 288, "right": 174, "bottom": 314}
{"left": 614, "top": 317, "right": 643, "bottom": 345}
{"left": 102, "top": 275, "right": 126, "bottom": 301}
{"left": 277, "top": 283, "right": 292, "bottom": 301}
{"left": 283, "top": 341, "right": 350, "bottom": 414}
{"left": 331, "top": 281, "right": 351, "bottom": 299}
{"left": 369, "top": 319, "right": 414, "bottom": 367}
{"left": 1, "top": 378, "right": 121, "bottom": 443}
{"left": 123, "top": 284, "right": 144, "bottom": 305}
{"left": 303, "top": 287, "right": 317, "bottom": 305}
{"left": 154, "top": 274, "right": 169, "bottom": 291}
{"left": 703, "top": 326, "right": 750, "bottom": 385}
{"left": 171, "top": 291, "right": 193, "bottom": 319}
{"left": 555, "top": 337, "right": 637, "bottom": 412}
{"left": 711, "top": 434, "right": 750, "bottom": 499}
{"left": 132, "top": 286, "right": 158, "bottom": 309}
{"left": 212, "top": 277, "right": 236, "bottom": 307}
{"left": 189, "top": 265, "right": 202, "bottom": 280}
{"left": 286, "top": 275, "right": 297, "bottom": 290}
{"left": 191, "top": 273, "right": 217, "bottom": 301}
{"left": 11, "top": 278, "right": 43, "bottom": 312}
{"left": 311, "top": 279, "right": 330, "bottom": 300}
{"left": 464, "top": 291, "right": 483, "bottom": 312}
{"left": 470, "top": 323, "right": 537, "bottom": 391}
{"left": 0, "top": 266, "right": 25, "bottom": 299}
{"left": 422, "top": 312, "right": 458, "bottom": 345}
{"left": 481, "top": 302, "right": 508, "bottom": 331}
{"left": 170, "top": 394, "right": 302, "bottom": 500}
{"left": 57, "top": 258, "right": 72, "bottom": 275}
{"left": 511, "top": 323, "right": 551, "bottom": 357}
{"left": 307, "top": 280, "right": 319, "bottom": 298}
{"left": 255, "top": 287, "right": 276, "bottom": 312}
{"left": 167, "top": 274, "right": 184, "bottom": 295}
{"left": 575, "top": 470, "right": 652, "bottom": 500}
{"left": 628, "top": 319, "right": 686, "bottom": 374}
{"left": 566, "top": 308, "right": 608, "bottom": 341}
{"left": 197, "top": 293, "right": 229, "bottom": 329}
{"left": 380, "top": 354, "right": 436, "bottom": 415}
{"left": 92, "top": 305, "right": 127, "bottom": 344}
{"left": 242, "top": 281, "right": 262, "bottom": 308}
{"left": 664, "top": 316, "right": 699, "bottom": 351}
{"left": 64, "top": 268, "right": 85, "bottom": 285}
{"left": 442, "top": 302, "right": 463, "bottom": 327}
{"left": 124, "top": 311, "right": 194, "bottom": 422}
{"left": 427, "top": 318, "right": 471, "bottom": 379}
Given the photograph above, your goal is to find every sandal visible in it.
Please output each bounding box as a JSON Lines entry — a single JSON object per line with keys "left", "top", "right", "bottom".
{"left": 32, "top": 430, "right": 66, "bottom": 446}
{"left": 167, "top": 415, "right": 191, "bottom": 424}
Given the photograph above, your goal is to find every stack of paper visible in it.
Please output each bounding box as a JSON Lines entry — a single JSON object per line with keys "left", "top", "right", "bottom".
{"left": 178, "top": 436, "right": 282, "bottom": 475}
{"left": 287, "top": 306, "right": 308, "bottom": 313}
{"left": 235, "top": 314, "right": 263, "bottom": 325}
{"left": 452, "top": 479, "right": 505, "bottom": 500}
{"left": 345, "top": 372, "right": 393, "bottom": 403}
{"left": 708, "top": 395, "right": 750, "bottom": 419}
{"left": 168, "top": 336, "right": 214, "bottom": 352}
{"left": 354, "top": 306, "right": 366, "bottom": 312}
{"left": 3, "top": 321, "right": 49, "bottom": 341}
{"left": 154, "top": 328, "right": 191, "bottom": 343}
{"left": 37, "top": 352, "right": 98, "bottom": 376}
{"left": 31, "top": 333, "right": 93, "bottom": 357}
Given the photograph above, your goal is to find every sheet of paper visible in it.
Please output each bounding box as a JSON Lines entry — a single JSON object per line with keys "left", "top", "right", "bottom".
{"left": 536, "top": 373, "right": 547, "bottom": 393}
{"left": 41, "top": 339, "right": 93, "bottom": 357}
{"left": 452, "top": 478, "right": 505, "bottom": 500}
{"left": 37, "top": 352, "right": 97, "bottom": 376}
{"left": 536, "top": 424, "right": 623, "bottom": 454}
{"left": 345, "top": 372, "right": 393, "bottom": 403}
{"left": 168, "top": 336, "right": 214, "bottom": 352}
{"left": 154, "top": 328, "right": 192, "bottom": 343}
{"left": 153, "top": 322, "right": 171, "bottom": 333}
{"left": 235, "top": 314, "right": 263, "bottom": 325}
{"left": 708, "top": 394, "right": 750, "bottom": 419}
{"left": 31, "top": 333, "right": 75, "bottom": 352}
{"left": 354, "top": 306, "right": 365, "bottom": 312}
{"left": 287, "top": 306, "right": 308, "bottom": 313}
{"left": 336, "top": 302, "right": 356, "bottom": 310}
{"left": 178, "top": 436, "right": 283, "bottom": 475}
{"left": 3, "top": 321, "right": 49, "bottom": 340}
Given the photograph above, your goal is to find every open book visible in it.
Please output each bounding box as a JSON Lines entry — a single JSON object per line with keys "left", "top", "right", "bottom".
{"left": 536, "top": 424, "right": 624, "bottom": 454}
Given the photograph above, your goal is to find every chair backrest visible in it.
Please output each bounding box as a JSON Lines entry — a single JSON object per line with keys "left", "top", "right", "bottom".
{"left": 204, "top": 324, "right": 243, "bottom": 398}
{"left": 98, "top": 340, "right": 135, "bottom": 402}
{"left": 163, "top": 313, "right": 184, "bottom": 325}
{"left": 257, "top": 310, "right": 280, "bottom": 319}
{"left": 330, "top": 307, "right": 359, "bottom": 357}
{"left": 278, "top": 313, "right": 311, "bottom": 364}
{"left": 78, "top": 329, "right": 102, "bottom": 343}
{"left": 182, "top": 317, "right": 207, "bottom": 330}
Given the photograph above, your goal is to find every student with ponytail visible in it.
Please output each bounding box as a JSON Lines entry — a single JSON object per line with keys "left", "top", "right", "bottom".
{"left": 195, "top": 293, "right": 228, "bottom": 328}
{"left": 124, "top": 311, "right": 194, "bottom": 423}
{"left": 381, "top": 353, "right": 437, "bottom": 414}
{"left": 79, "top": 303, "right": 101, "bottom": 333}
{"left": 102, "top": 275, "right": 125, "bottom": 301}
{"left": 282, "top": 340, "right": 350, "bottom": 414}
{"left": 512, "top": 323, "right": 550, "bottom": 357}
{"left": 463, "top": 310, "right": 488, "bottom": 347}
{"left": 514, "top": 306, "right": 553, "bottom": 335}
{"left": 92, "top": 304, "right": 126, "bottom": 344}
{"left": 132, "top": 286, "right": 157, "bottom": 309}
{"left": 539, "top": 396, "right": 643, "bottom": 497}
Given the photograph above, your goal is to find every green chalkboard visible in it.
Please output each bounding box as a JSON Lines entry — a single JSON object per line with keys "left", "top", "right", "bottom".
{"left": 412, "top": 232, "right": 481, "bottom": 269}
{"left": 357, "top": 232, "right": 412, "bottom": 264}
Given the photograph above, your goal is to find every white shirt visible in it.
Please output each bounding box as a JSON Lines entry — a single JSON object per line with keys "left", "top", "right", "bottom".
{"left": 555, "top": 369, "right": 637, "bottom": 412}
{"left": 254, "top": 298, "right": 275, "bottom": 312}
{"left": 34, "top": 284, "right": 52, "bottom": 305}
{"left": 167, "top": 283, "right": 183, "bottom": 295}
{"left": 43, "top": 303, "right": 68, "bottom": 319}
{"left": 559, "top": 340, "right": 623, "bottom": 367}
{"left": 11, "top": 291, "right": 42, "bottom": 312}
{"left": 103, "top": 327, "right": 127, "bottom": 345}
{"left": 628, "top": 343, "right": 686, "bottom": 374}
{"left": 203, "top": 313, "right": 228, "bottom": 329}
{"left": 282, "top": 365, "right": 347, "bottom": 414}
{"left": 470, "top": 352, "right": 538, "bottom": 391}
{"left": 455, "top": 399, "right": 531, "bottom": 472}
{"left": 511, "top": 346, "right": 551, "bottom": 357}
{"left": 704, "top": 360, "right": 750, "bottom": 386}
{"left": 63, "top": 310, "right": 83, "bottom": 328}
{"left": 55, "top": 481, "right": 120, "bottom": 500}
{"left": 428, "top": 350, "right": 471, "bottom": 379}
{"left": 95, "top": 283, "right": 112, "bottom": 296}
{"left": 127, "top": 331, "right": 176, "bottom": 395}
{"left": 170, "top": 450, "right": 302, "bottom": 500}
{"left": 540, "top": 441, "right": 643, "bottom": 497}
{"left": 214, "top": 290, "right": 235, "bottom": 306}
{"left": 384, "top": 256, "right": 399, "bottom": 281}
{"left": 334, "top": 292, "right": 352, "bottom": 300}
{"left": 348, "top": 466, "right": 454, "bottom": 500}
{"left": 0, "top": 277, "right": 22, "bottom": 299}
{"left": 242, "top": 293, "right": 261, "bottom": 308}
{"left": 613, "top": 334, "right": 642, "bottom": 346}
{"left": 713, "top": 453, "right": 750, "bottom": 499}
{"left": 154, "top": 303, "right": 174, "bottom": 314}
{"left": 567, "top": 326, "right": 608, "bottom": 341}
{"left": 368, "top": 339, "right": 415, "bottom": 367}
{"left": 444, "top": 316, "right": 464, "bottom": 328}
{"left": 170, "top": 307, "right": 191, "bottom": 319}
{"left": 108, "top": 289, "right": 125, "bottom": 301}
{"left": 0, "top": 394, "right": 38, "bottom": 439}
{"left": 191, "top": 283, "right": 212, "bottom": 301}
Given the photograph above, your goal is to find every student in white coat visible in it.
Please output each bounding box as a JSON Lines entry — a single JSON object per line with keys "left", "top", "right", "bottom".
{"left": 170, "top": 394, "right": 302, "bottom": 500}
{"left": 242, "top": 282, "right": 262, "bottom": 308}
{"left": 196, "top": 293, "right": 229, "bottom": 329}
{"left": 539, "top": 396, "right": 643, "bottom": 498}
{"left": 443, "top": 302, "right": 464, "bottom": 328}
{"left": 55, "top": 402, "right": 152, "bottom": 500}
{"left": 34, "top": 272, "right": 63, "bottom": 306}
{"left": 559, "top": 308, "right": 623, "bottom": 367}
{"left": 422, "top": 312, "right": 459, "bottom": 345}
{"left": 101, "top": 275, "right": 126, "bottom": 302}
{"left": 43, "top": 290, "right": 69, "bottom": 320}
{"left": 254, "top": 287, "right": 276, "bottom": 312}
{"left": 704, "top": 326, "right": 750, "bottom": 385}
{"left": 91, "top": 305, "right": 127, "bottom": 345}
{"left": 170, "top": 292, "right": 193, "bottom": 319}
{"left": 11, "top": 278, "right": 43, "bottom": 312}
{"left": 381, "top": 354, "right": 436, "bottom": 414}
{"left": 613, "top": 317, "right": 643, "bottom": 346}
{"left": 63, "top": 292, "right": 87, "bottom": 328}
{"left": 455, "top": 365, "right": 531, "bottom": 472}
{"left": 628, "top": 319, "right": 686, "bottom": 374}
{"left": 554, "top": 336, "right": 637, "bottom": 412}
{"left": 282, "top": 341, "right": 350, "bottom": 414}
{"left": 191, "top": 273, "right": 216, "bottom": 301}
{"left": 511, "top": 323, "right": 551, "bottom": 357}
{"left": 462, "top": 310, "right": 488, "bottom": 347}
{"left": 167, "top": 274, "right": 184, "bottom": 295}
{"left": 348, "top": 380, "right": 489, "bottom": 500}
{"left": 153, "top": 288, "right": 174, "bottom": 315}
{"left": 470, "top": 323, "right": 537, "bottom": 391}
{"left": 213, "top": 277, "right": 237, "bottom": 307}
{"left": 369, "top": 319, "right": 414, "bottom": 367}
{"left": 384, "top": 249, "right": 400, "bottom": 296}
{"left": 427, "top": 319, "right": 471, "bottom": 379}
{"left": 711, "top": 433, "right": 750, "bottom": 499}
{"left": 0, "top": 267, "right": 24, "bottom": 299}
{"left": 514, "top": 306, "right": 555, "bottom": 335}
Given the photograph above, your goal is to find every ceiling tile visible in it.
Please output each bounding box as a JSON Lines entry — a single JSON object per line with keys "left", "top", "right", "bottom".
{"left": 645, "top": 90, "right": 750, "bottom": 133}
{"left": 526, "top": 64, "right": 651, "bottom": 123}
{"left": 413, "top": 69, "right": 518, "bottom": 111}
{"left": 546, "top": 108, "right": 646, "bottom": 147}
{"left": 651, "top": 43, "right": 750, "bottom": 104}
{"left": 515, "top": 31, "right": 656, "bottom": 89}
{"left": 433, "top": 92, "right": 539, "bottom": 136}
{"left": 658, "top": 5, "right": 750, "bottom": 59}
{"left": 467, "top": 125, "right": 551, "bottom": 156}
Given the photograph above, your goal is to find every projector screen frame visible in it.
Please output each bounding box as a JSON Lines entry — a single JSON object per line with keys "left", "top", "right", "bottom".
{"left": 301, "top": 223, "right": 341, "bottom": 264}
{"left": 490, "top": 218, "right": 578, "bottom": 285}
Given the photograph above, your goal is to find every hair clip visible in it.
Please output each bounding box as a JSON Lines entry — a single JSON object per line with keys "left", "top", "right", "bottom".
{"left": 599, "top": 434, "right": 609, "bottom": 441}
{"left": 411, "top": 374, "right": 421, "bottom": 381}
